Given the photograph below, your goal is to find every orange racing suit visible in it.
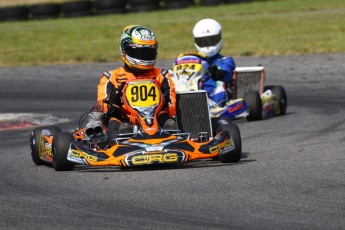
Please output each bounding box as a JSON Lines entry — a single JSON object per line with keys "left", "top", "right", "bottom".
{"left": 97, "top": 65, "right": 176, "bottom": 124}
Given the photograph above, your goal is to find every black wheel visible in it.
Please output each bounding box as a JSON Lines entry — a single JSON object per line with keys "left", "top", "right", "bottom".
{"left": 244, "top": 91, "right": 262, "bottom": 121}
{"left": 29, "top": 3, "right": 61, "bottom": 20}
{"left": 0, "top": 6, "right": 29, "bottom": 21}
{"left": 264, "top": 85, "right": 287, "bottom": 115}
{"left": 30, "top": 126, "right": 61, "bottom": 165}
{"left": 214, "top": 119, "right": 242, "bottom": 163}
{"left": 53, "top": 132, "right": 74, "bottom": 171}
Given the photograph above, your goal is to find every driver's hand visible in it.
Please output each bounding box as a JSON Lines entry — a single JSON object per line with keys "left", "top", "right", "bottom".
{"left": 208, "top": 64, "right": 218, "bottom": 78}
{"left": 208, "top": 65, "right": 226, "bottom": 81}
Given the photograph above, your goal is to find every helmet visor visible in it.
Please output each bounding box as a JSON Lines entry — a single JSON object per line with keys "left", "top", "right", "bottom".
{"left": 194, "top": 33, "right": 222, "bottom": 48}
{"left": 124, "top": 45, "right": 157, "bottom": 61}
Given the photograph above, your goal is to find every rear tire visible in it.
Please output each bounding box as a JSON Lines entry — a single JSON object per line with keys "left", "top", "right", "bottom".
{"left": 264, "top": 85, "right": 287, "bottom": 115}
{"left": 213, "top": 119, "right": 242, "bottom": 163}
{"left": 30, "top": 126, "right": 61, "bottom": 165}
{"left": 53, "top": 132, "right": 74, "bottom": 171}
{"left": 244, "top": 91, "right": 262, "bottom": 121}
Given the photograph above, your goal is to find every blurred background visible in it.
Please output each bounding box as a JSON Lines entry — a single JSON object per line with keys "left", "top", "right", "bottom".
{"left": 0, "top": 0, "right": 344, "bottom": 67}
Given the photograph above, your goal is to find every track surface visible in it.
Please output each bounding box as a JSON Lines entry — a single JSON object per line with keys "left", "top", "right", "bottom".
{"left": 0, "top": 54, "right": 344, "bottom": 229}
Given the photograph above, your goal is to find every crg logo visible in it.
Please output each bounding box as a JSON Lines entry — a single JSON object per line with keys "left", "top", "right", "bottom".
{"left": 125, "top": 152, "right": 185, "bottom": 166}
{"left": 70, "top": 149, "right": 98, "bottom": 162}
{"left": 209, "top": 139, "right": 233, "bottom": 153}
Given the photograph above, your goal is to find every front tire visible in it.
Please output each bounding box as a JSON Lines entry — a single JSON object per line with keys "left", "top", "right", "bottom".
{"left": 244, "top": 91, "right": 262, "bottom": 121}
{"left": 213, "top": 119, "right": 242, "bottom": 163}
{"left": 53, "top": 132, "right": 74, "bottom": 171}
{"left": 30, "top": 126, "right": 61, "bottom": 165}
{"left": 264, "top": 85, "right": 287, "bottom": 115}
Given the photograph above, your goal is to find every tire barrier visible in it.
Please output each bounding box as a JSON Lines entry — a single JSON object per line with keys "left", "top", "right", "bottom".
{"left": 128, "top": 0, "right": 160, "bottom": 13}
{"left": 162, "top": 0, "right": 194, "bottom": 10}
{"left": 29, "top": 3, "right": 61, "bottom": 20}
{"left": 199, "top": 0, "right": 223, "bottom": 6}
{"left": 227, "top": 0, "right": 253, "bottom": 3}
{"left": 94, "top": 0, "right": 127, "bottom": 15}
{"left": 0, "top": 0, "right": 257, "bottom": 23}
{"left": 0, "top": 6, "right": 28, "bottom": 21}
{"left": 61, "top": 1, "right": 93, "bottom": 18}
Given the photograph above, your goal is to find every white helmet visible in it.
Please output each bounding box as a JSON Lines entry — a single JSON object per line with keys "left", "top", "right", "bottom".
{"left": 192, "top": 19, "right": 223, "bottom": 57}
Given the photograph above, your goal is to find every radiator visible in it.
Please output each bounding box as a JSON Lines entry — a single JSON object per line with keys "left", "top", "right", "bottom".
{"left": 175, "top": 90, "right": 212, "bottom": 139}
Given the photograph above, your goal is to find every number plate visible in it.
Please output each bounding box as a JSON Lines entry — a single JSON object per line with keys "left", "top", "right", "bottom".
{"left": 125, "top": 81, "right": 160, "bottom": 107}
{"left": 173, "top": 63, "right": 203, "bottom": 78}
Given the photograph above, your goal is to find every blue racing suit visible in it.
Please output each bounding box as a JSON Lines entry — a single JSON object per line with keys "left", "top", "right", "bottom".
{"left": 200, "top": 54, "right": 236, "bottom": 106}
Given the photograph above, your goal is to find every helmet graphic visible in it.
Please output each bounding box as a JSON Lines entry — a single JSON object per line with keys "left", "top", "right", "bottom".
{"left": 120, "top": 25, "right": 158, "bottom": 70}
{"left": 192, "top": 19, "right": 223, "bottom": 57}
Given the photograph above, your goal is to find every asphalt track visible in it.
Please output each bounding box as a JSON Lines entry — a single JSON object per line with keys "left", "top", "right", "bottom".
{"left": 0, "top": 54, "right": 344, "bottom": 229}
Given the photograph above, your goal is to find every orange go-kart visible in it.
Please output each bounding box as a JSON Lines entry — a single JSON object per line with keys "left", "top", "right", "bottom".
{"left": 30, "top": 79, "right": 241, "bottom": 171}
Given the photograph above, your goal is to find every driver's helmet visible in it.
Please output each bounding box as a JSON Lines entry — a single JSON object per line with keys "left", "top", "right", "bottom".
{"left": 120, "top": 25, "right": 158, "bottom": 71}
{"left": 192, "top": 19, "right": 223, "bottom": 58}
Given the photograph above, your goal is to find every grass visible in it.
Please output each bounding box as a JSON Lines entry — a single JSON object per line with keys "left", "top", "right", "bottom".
{"left": 0, "top": 0, "right": 72, "bottom": 7}
{"left": 0, "top": 0, "right": 344, "bottom": 67}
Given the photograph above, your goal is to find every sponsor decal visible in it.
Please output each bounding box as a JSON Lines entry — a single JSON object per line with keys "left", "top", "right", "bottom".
{"left": 125, "top": 151, "right": 185, "bottom": 166}
{"left": 70, "top": 149, "right": 98, "bottom": 162}
{"left": 116, "top": 77, "right": 128, "bottom": 84}
{"left": 227, "top": 101, "right": 244, "bottom": 114}
{"left": 39, "top": 135, "right": 52, "bottom": 157}
{"left": 176, "top": 59, "right": 200, "bottom": 65}
{"left": 102, "top": 71, "right": 111, "bottom": 79}
{"left": 209, "top": 139, "right": 233, "bottom": 153}
{"left": 137, "top": 28, "right": 154, "bottom": 40}
{"left": 132, "top": 153, "right": 178, "bottom": 165}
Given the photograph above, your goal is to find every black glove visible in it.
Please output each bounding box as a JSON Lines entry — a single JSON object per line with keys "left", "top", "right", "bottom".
{"left": 103, "top": 101, "right": 128, "bottom": 122}
{"left": 208, "top": 64, "right": 227, "bottom": 81}
{"left": 208, "top": 64, "right": 218, "bottom": 78}
{"left": 107, "top": 82, "right": 125, "bottom": 106}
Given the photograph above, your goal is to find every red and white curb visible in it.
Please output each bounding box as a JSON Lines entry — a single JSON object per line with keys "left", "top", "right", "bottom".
{"left": 0, "top": 113, "right": 70, "bottom": 131}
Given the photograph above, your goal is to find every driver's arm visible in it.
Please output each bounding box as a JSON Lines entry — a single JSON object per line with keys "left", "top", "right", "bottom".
{"left": 97, "top": 71, "right": 126, "bottom": 112}
{"left": 160, "top": 70, "right": 176, "bottom": 118}
{"left": 208, "top": 57, "right": 236, "bottom": 83}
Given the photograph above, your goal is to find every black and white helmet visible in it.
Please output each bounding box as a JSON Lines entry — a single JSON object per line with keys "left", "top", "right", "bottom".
{"left": 193, "top": 19, "right": 223, "bottom": 57}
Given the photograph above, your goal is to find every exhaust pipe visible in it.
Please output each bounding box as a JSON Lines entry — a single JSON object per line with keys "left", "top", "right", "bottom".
{"left": 85, "top": 112, "right": 104, "bottom": 137}
{"left": 85, "top": 124, "right": 104, "bottom": 137}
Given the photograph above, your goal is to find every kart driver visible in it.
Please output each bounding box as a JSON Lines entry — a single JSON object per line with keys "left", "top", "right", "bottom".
{"left": 97, "top": 25, "right": 176, "bottom": 142}
{"left": 191, "top": 18, "right": 236, "bottom": 106}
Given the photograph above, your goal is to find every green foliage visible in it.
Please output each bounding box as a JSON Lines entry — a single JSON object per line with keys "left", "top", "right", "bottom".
{"left": 0, "top": 0, "right": 344, "bottom": 66}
